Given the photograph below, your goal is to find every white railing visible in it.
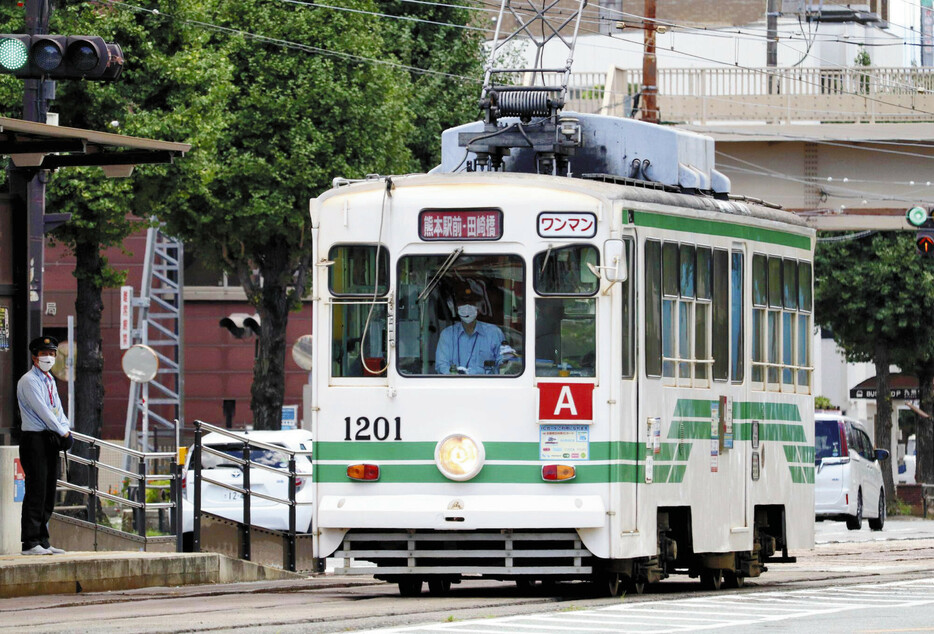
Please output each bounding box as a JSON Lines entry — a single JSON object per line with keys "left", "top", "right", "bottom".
{"left": 561, "top": 66, "right": 934, "bottom": 123}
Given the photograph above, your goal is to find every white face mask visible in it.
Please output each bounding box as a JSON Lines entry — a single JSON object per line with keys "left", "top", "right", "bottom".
{"left": 37, "top": 356, "right": 55, "bottom": 372}
{"left": 457, "top": 304, "right": 478, "bottom": 324}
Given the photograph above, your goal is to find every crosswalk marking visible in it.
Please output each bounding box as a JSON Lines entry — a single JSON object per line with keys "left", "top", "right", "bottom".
{"left": 365, "top": 578, "right": 934, "bottom": 633}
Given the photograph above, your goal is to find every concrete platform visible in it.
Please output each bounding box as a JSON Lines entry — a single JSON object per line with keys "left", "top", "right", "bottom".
{"left": 0, "top": 550, "right": 300, "bottom": 598}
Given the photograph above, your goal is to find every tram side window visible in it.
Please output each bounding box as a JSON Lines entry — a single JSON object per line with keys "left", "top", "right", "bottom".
{"left": 751, "top": 253, "right": 812, "bottom": 390}
{"left": 621, "top": 238, "right": 635, "bottom": 378}
{"left": 534, "top": 245, "right": 598, "bottom": 377}
{"left": 396, "top": 253, "right": 524, "bottom": 377}
{"left": 329, "top": 245, "right": 390, "bottom": 377}
{"left": 712, "top": 249, "right": 729, "bottom": 381}
{"left": 645, "top": 240, "right": 717, "bottom": 383}
{"left": 731, "top": 251, "right": 745, "bottom": 382}
{"left": 645, "top": 240, "right": 662, "bottom": 377}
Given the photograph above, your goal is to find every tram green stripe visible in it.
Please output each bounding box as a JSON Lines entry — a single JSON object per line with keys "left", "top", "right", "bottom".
{"left": 315, "top": 441, "right": 652, "bottom": 463}
{"left": 784, "top": 444, "right": 815, "bottom": 464}
{"left": 314, "top": 463, "right": 643, "bottom": 484}
{"left": 673, "top": 399, "right": 803, "bottom": 422}
{"left": 733, "top": 422, "right": 806, "bottom": 443}
{"left": 733, "top": 402, "right": 802, "bottom": 422}
{"left": 631, "top": 210, "right": 811, "bottom": 250}
{"left": 668, "top": 419, "right": 805, "bottom": 443}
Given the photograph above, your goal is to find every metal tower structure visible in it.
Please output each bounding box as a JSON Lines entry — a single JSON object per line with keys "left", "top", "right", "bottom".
{"left": 460, "top": 0, "right": 588, "bottom": 174}
{"left": 123, "top": 225, "right": 185, "bottom": 453}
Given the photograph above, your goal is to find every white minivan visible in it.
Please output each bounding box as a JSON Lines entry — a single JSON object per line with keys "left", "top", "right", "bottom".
{"left": 814, "top": 413, "right": 889, "bottom": 531}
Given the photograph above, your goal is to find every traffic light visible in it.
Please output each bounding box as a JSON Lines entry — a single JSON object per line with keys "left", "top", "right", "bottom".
{"left": 0, "top": 34, "right": 123, "bottom": 81}
{"left": 907, "top": 206, "right": 933, "bottom": 228}
{"left": 906, "top": 207, "right": 934, "bottom": 256}
{"left": 918, "top": 231, "right": 934, "bottom": 257}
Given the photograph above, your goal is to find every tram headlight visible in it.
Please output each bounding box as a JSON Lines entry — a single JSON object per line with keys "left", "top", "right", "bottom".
{"left": 435, "top": 434, "right": 485, "bottom": 481}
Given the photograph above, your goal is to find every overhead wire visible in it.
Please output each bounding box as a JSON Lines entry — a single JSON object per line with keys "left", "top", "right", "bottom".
{"left": 103, "top": 0, "right": 482, "bottom": 83}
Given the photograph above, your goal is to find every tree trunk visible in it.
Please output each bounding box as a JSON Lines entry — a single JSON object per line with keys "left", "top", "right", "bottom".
{"left": 916, "top": 362, "right": 934, "bottom": 484}
{"left": 873, "top": 347, "right": 896, "bottom": 512}
{"left": 249, "top": 247, "right": 291, "bottom": 431}
{"left": 63, "top": 236, "right": 106, "bottom": 519}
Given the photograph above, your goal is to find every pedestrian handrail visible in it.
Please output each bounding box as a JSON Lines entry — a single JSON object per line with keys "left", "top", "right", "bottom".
{"left": 192, "top": 419, "right": 311, "bottom": 571}
{"left": 57, "top": 426, "right": 184, "bottom": 552}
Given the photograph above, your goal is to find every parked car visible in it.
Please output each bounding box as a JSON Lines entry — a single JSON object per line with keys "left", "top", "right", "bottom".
{"left": 814, "top": 413, "right": 889, "bottom": 531}
{"left": 897, "top": 434, "right": 917, "bottom": 485}
{"left": 181, "top": 429, "right": 314, "bottom": 547}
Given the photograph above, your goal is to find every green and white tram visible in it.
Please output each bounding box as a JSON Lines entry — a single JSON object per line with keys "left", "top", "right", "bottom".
{"left": 306, "top": 113, "right": 814, "bottom": 596}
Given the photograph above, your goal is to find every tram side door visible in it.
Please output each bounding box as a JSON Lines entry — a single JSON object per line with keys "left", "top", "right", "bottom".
{"left": 615, "top": 235, "right": 638, "bottom": 534}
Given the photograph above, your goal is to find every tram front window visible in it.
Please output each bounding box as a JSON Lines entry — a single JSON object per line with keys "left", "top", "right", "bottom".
{"left": 396, "top": 253, "right": 524, "bottom": 376}
{"left": 329, "top": 244, "right": 389, "bottom": 377}
{"left": 533, "top": 245, "right": 598, "bottom": 377}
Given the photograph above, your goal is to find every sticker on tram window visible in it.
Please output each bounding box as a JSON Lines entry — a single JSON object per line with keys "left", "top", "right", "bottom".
{"left": 419, "top": 209, "right": 503, "bottom": 241}
{"left": 539, "top": 424, "right": 589, "bottom": 460}
{"left": 537, "top": 212, "right": 597, "bottom": 238}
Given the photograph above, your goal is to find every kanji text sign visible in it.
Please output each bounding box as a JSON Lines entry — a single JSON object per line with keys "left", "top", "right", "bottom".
{"left": 537, "top": 212, "right": 596, "bottom": 238}
{"left": 419, "top": 209, "right": 503, "bottom": 240}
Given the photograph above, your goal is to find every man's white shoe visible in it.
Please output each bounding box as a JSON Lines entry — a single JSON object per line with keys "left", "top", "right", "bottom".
{"left": 21, "top": 545, "right": 52, "bottom": 555}
{"left": 46, "top": 546, "right": 66, "bottom": 554}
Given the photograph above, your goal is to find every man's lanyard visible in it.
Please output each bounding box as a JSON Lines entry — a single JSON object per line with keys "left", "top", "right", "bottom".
{"left": 45, "top": 376, "right": 55, "bottom": 407}
{"left": 454, "top": 327, "right": 480, "bottom": 369}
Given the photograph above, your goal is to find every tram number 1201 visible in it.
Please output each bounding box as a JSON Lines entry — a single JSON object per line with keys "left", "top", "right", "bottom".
{"left": 344, "top": 416, "right": 402, "bottom": 441}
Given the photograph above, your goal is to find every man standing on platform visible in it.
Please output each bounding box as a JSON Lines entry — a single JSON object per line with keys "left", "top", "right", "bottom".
{"left": 17, "top": 335, "right": 72, "bottom": 555}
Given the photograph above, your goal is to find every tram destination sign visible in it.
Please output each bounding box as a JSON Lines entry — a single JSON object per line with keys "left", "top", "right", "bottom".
{"left": 419, "top": 209, "right": 502, "bottom": 241}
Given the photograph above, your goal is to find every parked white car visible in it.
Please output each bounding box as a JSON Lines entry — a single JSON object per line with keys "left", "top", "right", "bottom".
{"left": 814, "top": 413, "right": 889, "bottom": 531}
{"left": 181, "top": 429, "right": 314, "bottom": 547}
{"left": 898, "top": 434, "right": 917, "bottom": 485}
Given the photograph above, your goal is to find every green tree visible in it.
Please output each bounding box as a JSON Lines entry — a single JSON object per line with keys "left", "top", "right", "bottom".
{"left": 376, "top": 0, "right": 485, "bottom": 170}
{"left": 145, "top": 0, "right": 419, "bottom": 429}
{"left": 815, "top": 232, "right": 934, "bottom": 507}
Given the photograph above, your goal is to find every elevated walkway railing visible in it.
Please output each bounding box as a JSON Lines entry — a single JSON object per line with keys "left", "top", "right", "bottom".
{"left": 57, "top": 429, "right": 183, "bottom": 551}
{"left": 560, "top": 66, "right": 934, "bottom": 123}
{"left": 192, "top": 420, "right": 314, "bottom": 572}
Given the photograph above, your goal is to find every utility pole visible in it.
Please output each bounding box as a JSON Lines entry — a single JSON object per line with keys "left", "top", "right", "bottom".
{"left": 22, "top": 0, "right": 51, "bottom": 342}
{"left": 767, "top": 0, "right": 779, "bottom": 94}
{"left": 7, "top": 0, "right": 52, "bottom": 406}
{"left": 641, "top": 0, "right": 658, "bottom": 124}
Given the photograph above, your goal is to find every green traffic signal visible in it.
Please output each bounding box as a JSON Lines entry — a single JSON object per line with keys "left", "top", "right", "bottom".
{"left": 0, "top": 36, "right": 29, "bottom": 72}
{"left": 907, "top": 206, "right": 931, "bottom": 228}
{"left": 0, "top": 34, "right": 122, "bottom": 80}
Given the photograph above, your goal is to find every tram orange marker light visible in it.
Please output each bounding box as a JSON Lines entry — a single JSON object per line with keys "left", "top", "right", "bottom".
{"left": 542, "top": 464, "right": 576, "bottom": 481}
{"left": 347, "top": 464, "right": 380, "bottom": 481}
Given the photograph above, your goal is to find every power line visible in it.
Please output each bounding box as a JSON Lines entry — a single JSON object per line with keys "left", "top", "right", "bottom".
{"left": 104, "top": 1, "right": 481, "bottom": 83}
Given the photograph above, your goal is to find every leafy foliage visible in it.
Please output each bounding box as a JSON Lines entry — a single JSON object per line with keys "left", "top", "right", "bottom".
{"left": 815, "top": 233, "right": 934, "bottom": 365}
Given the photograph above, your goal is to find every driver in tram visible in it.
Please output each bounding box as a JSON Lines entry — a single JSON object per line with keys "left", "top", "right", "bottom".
{"left": 435, "top": 284, "right": 516, "bottom": 375}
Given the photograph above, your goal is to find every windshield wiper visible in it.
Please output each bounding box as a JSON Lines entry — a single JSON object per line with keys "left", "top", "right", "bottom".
{"left": 417, "top": 247, "right": 464, "bottom": 303}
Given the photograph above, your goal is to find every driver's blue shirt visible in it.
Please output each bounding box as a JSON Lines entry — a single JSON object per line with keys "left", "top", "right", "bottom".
{"left": 435, "top": 321, "right": 505, "bottom": 375}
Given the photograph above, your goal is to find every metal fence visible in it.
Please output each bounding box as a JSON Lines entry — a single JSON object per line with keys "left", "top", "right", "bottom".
{"left": 192, "top": 420, "right": 314, "bottom": 572}
{"left": 565, "top": 66, "right": 934, "bottom": 123}
{"left": 57, "top": 429, "right": 184, "bottom": 551}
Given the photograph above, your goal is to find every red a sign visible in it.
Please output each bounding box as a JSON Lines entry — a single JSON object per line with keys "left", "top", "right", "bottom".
{"left": 538, "top": 382, "right": 594, "bottom": 422}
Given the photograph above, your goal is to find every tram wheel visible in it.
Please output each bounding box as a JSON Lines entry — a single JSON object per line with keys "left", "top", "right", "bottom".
{"left": 427, "top": 579, "right": 451, "bottom": 596}
{"left": 398, "top": 579, "right": 423, "bottom": 597}
{"left": 722, "top": 571, "right": 745, "bottom": 589}
{"left": 597, "top": 573, "right": 624, "bottom": 597}
{"left": 515, "top": 578, "right": 535, "bottom": 591}
{"left": 700, "top": 569, "right": 723, "bottom": 591}
{"left": 628, "top": 579, "right": 646, "bottom": 595}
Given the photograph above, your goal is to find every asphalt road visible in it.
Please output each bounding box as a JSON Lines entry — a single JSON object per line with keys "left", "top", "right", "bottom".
{"left": 2, "top": 518, "right": 933, "bottom": 634}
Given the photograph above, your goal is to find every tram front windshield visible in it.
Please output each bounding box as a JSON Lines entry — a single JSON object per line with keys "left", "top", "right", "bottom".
{"left": 397, "top": 253, "right": 524, "bottom": 376}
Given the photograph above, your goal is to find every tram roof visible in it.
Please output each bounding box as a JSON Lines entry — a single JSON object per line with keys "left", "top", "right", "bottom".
{"left": 320, "top": 171, "right": 809, "bottom": 232}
